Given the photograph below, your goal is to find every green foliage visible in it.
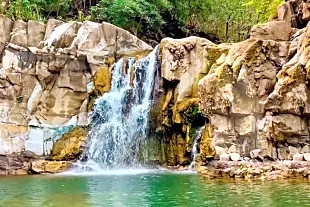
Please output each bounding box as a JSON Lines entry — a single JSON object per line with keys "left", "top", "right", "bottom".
{"left": 245, "top": 0, "right": 284, "bottom": 22}
{"left": 6, "top": 0, "right": 70, "bottom": 21}
{"left": 171, "top": 0, "right": 284, "bottom": 42}
{"left": 90, "top": 0, "right": 168, "bottom": 35}
{"left": 1, "top": 0, "right": 285, "bottom": 42}
{"left": 77, "top": 10, "right": 91, "bottom": 22}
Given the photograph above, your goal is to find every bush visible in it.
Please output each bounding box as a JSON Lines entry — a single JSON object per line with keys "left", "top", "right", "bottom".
{"left": 6, "top": 0, "right": 71, "bottom": 21}
{"left": 90, "top": 0, "right": 168, "bottom": 35}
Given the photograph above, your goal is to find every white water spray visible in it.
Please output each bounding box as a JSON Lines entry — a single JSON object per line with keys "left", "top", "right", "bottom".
{"left": 83, "top": 46, "right": 159, "bottom": 169}
{"left": 189, "top": 127, "right": 204, "bottom": 170}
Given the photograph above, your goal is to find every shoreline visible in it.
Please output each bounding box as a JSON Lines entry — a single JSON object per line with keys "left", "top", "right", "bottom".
{"left": 196, "top": 160, "right": 310, "bottom": 180}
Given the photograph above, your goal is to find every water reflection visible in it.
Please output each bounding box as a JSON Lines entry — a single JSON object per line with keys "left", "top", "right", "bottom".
{"left": 1, "top": 174, "right": 310, "bottom": 207}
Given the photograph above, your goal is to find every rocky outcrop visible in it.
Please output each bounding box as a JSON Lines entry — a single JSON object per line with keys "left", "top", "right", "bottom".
{"left": 154, "top": 37, "right": 218, "bottom": 166}
{"left": 50, "top": 127, "right": 87, "bottom": 161}
{"left": 197, "top": 160, "right": 310, "bottom": 180}
{"left": 196, "top": 3, "right": 310, "bottom": 164}
{"left": 31, "top": 160, "right": 70, "bottom": 174}
{"left": 0, "top": 15, "right": 152, "bottom": 174}
{"left": 152, "top": 0, "right": 310, "bottom": 172}
{"left": 0, "top": 151, "right": 70, "bottom": 175}
{"left": 275, "top": 0, "right": 309, "bottom": 28}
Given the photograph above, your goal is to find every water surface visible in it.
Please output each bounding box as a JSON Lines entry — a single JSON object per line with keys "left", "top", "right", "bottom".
{"left": 1, "top": 172, "right": 310, "bottom": 207}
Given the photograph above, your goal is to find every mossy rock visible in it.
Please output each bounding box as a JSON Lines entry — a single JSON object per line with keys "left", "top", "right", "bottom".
{"left": 50, "top": 127, "right": 88, "bottom": 161}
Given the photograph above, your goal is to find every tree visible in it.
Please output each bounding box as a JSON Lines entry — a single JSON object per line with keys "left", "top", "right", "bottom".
{"left": 90, "top": 0, "right": 168, "bottom": 36}
{"left": 5, "top": 0, "right": 71, "bottom": 21}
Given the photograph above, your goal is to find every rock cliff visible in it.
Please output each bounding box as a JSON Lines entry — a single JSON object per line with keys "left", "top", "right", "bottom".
{"left": 156, "top": 0, "right": 310, "bottom": 169}
{"left": 3, "top": 0, "right": 310, "bottom": 176}
{"left": 0, "top": 15, "right": 152, "bottom": 174}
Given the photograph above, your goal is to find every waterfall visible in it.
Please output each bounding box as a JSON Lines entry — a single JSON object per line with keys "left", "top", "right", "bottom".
{"left": 84, "top": 46, "right": 159, "bottom": 169}
{"left": 189, "top": 127, "right": 204, "bottom": 170}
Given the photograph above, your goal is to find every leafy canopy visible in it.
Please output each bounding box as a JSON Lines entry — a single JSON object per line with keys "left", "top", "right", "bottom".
{"left": 1, "top": 0, "right": 285, "bottom": 42}
{"left": 90, "top": 0, "right": 169, "bottom": 35}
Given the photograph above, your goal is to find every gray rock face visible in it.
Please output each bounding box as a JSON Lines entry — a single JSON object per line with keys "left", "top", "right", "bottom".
{"left": 0, "top": 15, "right": 152, "bottom": 158}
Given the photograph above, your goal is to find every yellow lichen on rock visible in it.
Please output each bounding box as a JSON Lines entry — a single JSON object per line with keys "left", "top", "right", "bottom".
{"left": 31, "top": 160, "right": 69, "bottom": 174}
{"left": 50, "top": 127, "right": 87, "bottom": 161}
{"left": 199, "top": 124, "right": 215, "bottom": 161}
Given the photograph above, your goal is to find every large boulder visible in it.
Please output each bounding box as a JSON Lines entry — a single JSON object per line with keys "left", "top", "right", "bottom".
{"left": 50, "top": 127, "right": 87, "bottom": 161}
{"left": 31, "top": 160, "right": 69, "bottom": 174}
{"left": 250, "top": 21, "right": 293, "bottom": 41}
{"left": 197, "top": 21, "right": 310, "bottom": 160}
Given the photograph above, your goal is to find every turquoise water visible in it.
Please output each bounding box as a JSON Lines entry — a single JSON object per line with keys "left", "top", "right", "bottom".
{"left": 1, "top": 171, "right": 310, "bottom": 207}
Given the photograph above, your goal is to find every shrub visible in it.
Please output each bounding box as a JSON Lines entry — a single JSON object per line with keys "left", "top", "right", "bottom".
{"left": 90, "top": 0, "right": 168, "bottom": 35}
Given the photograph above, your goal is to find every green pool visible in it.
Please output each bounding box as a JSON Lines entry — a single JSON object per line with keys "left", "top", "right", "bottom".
{"left": 1, "top": 170, "right": 310, "bottom": 207}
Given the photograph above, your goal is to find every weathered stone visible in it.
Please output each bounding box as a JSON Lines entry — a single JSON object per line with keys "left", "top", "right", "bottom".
{"left": 75, "top": 21, "right": 152, "bottom": 66}
{"left": 10, "top": 20, "right": 28, "bottom": 48}
{"left": 31, "top": 160, "right": 69, "bottom": 173}
{"left": 43, "top": 19, "right": 64, "bottom": 41}
{"left": 0, "top": 15, "right": 13, "bottom": 43}
{"left": 304, "top": 153, "right": 310, "bottom": 161}
{"left": 215, "top": 146, "right": 226, "bottom": 156}
{"left": 0, "top": 17, "right": 153, "bottom": 172}
{"left": 293, "top": 154, "right": 304, "bottom": 161}
{"left": 250, "top": 21, "right": 293, "bottom": 41}
{"left": 278, "top": 147, "right": 289, "bottom": 160}
{"left": 289, "top": 146, "right": 301, "bottom": 156}
{"left": 301, "top": 145, "right": 310, "bottom": 153}
{"left": 220, "top": 154, "right": 230, "bottom": 161}
{"left": 28, "top": 20, "right": 46, "bottom": 48}
{"left": 161, "top": 36, "right": 218, "bottom": 101}
{"left": 250, "top": 149, "right": 264, "bottom": 160}
{"left": 230, "top": 153, "right": 241, "bottom": 161}
{"left": 228, "top": 145, "right": 238, "bottom": 153}
{"left": 244, "top": 157, "right": 250, "bottom": 161}
{"left": 51, "top": 127, "right": 87, "bottom": 161}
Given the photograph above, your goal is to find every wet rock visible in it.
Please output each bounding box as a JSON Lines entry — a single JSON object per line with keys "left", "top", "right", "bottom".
{"left": 244, "top": 157, "right": 250, "bottom": 161}
{"left": 0, "top": 153, "right": 32, "bottom": 175}
{"left": 21, "top": 150, "right": 40, "bottom": 159}
{"left": 31, "top": 160, "right": 69, "bottom": 174}
{"left": 278, "top": 147, "right": 289, "bottom": 160}
{"left": 50, "top": 127, "right": 87, "bottom": 161}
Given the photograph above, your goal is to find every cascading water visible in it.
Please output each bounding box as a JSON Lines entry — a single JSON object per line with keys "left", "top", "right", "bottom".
{"left": 83, "top": 46, "right": 159, "bottom": 169}
{"left": 189, "top": 127, "right": 204, "bottom": 170}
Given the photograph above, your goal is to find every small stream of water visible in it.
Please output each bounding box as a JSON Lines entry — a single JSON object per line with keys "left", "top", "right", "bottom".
{"left": 189, "top": 127, "right": 204, "bottom": 170}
